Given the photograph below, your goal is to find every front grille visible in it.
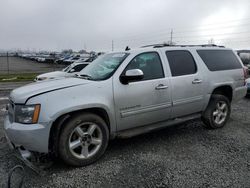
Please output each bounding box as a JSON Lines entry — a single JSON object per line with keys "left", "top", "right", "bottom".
{"left": 8, "top": 100, "right": 15, "bottom": 123}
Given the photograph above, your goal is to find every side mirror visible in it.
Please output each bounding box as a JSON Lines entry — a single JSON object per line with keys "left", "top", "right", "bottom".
{"left": 69, "top": 69, "right": 75, "bottom": 73}
{"left": 120, "top": 69, "right": 144, "bottom": 84}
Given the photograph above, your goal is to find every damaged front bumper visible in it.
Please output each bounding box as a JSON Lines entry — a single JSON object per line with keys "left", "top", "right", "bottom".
{"left": 4, "top": 116, "right": 53, "bottom": 173}
{"left": 5, "top": 132, "right": 52, "bottom": 174}
{"left": 4, "top": 115, "right": 50, "bottom": 153}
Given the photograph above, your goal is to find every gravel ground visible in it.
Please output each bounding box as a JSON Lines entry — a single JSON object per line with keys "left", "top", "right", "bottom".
{"left": 0, "top": 84, "right": 249, "bottom": 187}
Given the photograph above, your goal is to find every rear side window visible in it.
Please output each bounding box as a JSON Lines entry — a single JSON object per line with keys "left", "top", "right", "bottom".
{"left": 166, "top": 51, "right": 197, "bottom": 77}
{"left": 197, "top": 50, "right": 242, "bottom": 71}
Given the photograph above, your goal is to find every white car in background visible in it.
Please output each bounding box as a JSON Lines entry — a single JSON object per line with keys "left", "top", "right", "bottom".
{"left": 35, "top": 62, "right": 89, "bottom": 81}
{"left": 73, "top": 57, "right": 89, "bottom": 63}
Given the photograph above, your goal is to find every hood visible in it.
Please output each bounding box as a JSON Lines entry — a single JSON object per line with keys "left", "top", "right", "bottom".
{"left": 10, "top": 77, "right": 92, "bottom": 104}
{"left": 36, "top": 71, "right": 70, "bottom": 79}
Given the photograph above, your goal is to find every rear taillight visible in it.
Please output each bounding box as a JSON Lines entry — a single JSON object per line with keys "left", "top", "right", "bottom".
{"left": 243, "top": 67, "right": 248, "bottom": 85}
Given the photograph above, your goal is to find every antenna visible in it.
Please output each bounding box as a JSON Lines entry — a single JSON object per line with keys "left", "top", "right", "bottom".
{"left": 112, "top": 40, "right": 114, "bottom": 51}
{"left": 170, "top": 29, "right": 173, "bottom": 45}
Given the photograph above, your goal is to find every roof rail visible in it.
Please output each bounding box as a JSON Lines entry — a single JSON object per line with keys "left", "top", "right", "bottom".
{"left": 141, "top": 43, "right": 225, "bottom": 48}
{"left": 141, "top": 43, "right": 171, "bottom": 48}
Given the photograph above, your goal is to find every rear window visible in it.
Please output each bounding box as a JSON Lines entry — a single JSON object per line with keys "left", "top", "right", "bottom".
{"left": 197, "top": 50, "right": 242, "bottom": 71}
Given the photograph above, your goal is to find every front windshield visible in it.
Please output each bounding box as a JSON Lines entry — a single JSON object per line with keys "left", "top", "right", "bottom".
{"left": 79, "top": 52, "right": 129, "bottom": 80}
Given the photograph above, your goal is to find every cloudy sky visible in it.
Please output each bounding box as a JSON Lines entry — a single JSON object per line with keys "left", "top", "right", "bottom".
{"left": 0, "top": 0, "right": 250, "bottom": 52}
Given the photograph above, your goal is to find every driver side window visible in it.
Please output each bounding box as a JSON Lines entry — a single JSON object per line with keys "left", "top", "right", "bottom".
{"left": 125, "top": 52, "right": 164, "bottom": 81}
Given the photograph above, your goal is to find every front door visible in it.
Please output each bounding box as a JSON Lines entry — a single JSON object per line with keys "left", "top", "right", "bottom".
{"left": 113, "top": 52, "right": 172, "bottom": 131}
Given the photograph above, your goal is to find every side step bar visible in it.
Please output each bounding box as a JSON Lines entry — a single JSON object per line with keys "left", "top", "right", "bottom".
{"left": 116, "top": 113, "right": 201, "bottom": 139}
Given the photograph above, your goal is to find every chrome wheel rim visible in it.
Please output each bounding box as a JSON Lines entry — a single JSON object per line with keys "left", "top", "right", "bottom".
{"left": 68, "top": 122, "right": 102, "bottom": 159}
{"left": 213, "top": 101, "right": 228, "bottom": 125}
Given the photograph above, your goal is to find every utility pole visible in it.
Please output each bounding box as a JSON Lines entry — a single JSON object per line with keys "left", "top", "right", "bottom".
{"left": 170, "top": 29, "right": 173, "bottom": 45}
{"left": 208, "top": 38, "right": 214, "bottom": 45}
{"left": 84, "top": 43, "right": 87, "bottom": 51}
{"left": 112, "top": 40, "right": 114, "bottom": 51}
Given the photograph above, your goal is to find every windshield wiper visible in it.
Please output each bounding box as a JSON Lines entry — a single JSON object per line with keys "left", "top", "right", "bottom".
{"left": 76, "top": 74, "right": 93, "bottom": 80}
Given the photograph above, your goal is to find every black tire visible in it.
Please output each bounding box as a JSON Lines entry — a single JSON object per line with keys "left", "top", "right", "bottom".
{"left": 201, "top": 94, "right": 231, "bottom": 129}
{"left": 58, "top": 113, "right": 109, "bottom": 166}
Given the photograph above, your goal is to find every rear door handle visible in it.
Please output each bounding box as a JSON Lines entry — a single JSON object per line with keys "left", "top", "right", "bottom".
{"left": 192, "top": 79, "right": 202, "bottom": 84}
{"left": 155, "top": 84, "right": 168, "bottom": 90}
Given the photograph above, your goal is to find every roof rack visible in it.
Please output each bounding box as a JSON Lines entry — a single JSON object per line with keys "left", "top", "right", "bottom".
{"left": 141, "top": 43, "right": 225, "bottom": 48}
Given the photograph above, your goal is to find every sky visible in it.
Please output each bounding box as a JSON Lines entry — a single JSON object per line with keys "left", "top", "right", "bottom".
{"left": 0, "top": 0, "right": 250, "bottom": 52}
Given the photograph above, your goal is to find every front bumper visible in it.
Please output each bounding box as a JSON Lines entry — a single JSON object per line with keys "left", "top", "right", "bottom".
{"left": 4, "top": 115, "right": 50, "bottom": 153}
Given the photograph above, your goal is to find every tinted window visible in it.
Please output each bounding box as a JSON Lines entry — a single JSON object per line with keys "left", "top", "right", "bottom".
{"left": 197, "top": 50, "right": 242, "bottom": 71}
{"left": 125, "top": 52, "right": 164, "bottom": 81}
{"left": 166, "top": 51, "right": 197, "bottom": 76}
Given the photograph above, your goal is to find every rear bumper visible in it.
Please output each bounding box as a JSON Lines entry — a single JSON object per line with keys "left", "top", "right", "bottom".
{"left": 4, "top": 115, "right": 50, "bottom": 153}
{"left": 233, "top": 86, "right": 247, "bottom": 102}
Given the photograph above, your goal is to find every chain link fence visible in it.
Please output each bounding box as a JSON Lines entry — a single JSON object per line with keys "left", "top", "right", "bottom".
{"left": 0, "top": 53, "right": 64, "bottom": 75}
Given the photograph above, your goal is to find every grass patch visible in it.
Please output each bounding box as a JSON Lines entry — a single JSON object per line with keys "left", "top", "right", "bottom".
{"left": 0, "top": 73, "right": 38, "bottom": 82}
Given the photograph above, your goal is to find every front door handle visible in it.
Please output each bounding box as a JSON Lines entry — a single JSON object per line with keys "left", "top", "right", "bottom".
{"left": 155, "top": 84, "right": 168, "bottom": 90}
{"left": 192, "top": 79, "right": 202, "bottom": 84}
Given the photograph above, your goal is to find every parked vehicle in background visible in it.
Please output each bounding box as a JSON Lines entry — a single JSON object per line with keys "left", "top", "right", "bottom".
{"left": 84, "top": 56, "right": 99, "bottom": 62}
{"left": 4, "top": 44, "right": 247, "bottom": 167}
{"left": 63, "top": 55, "right": 81, "bottom": 65}
{"left": 55, "top": 55, "right": 70, "bottom": 64}
{"left": 35, "top": 62, "right": 89, "bottom": 81}
{"left": 73, "top": 57, "right": 89, "bottom": 64}
{"left": 237, "top": 50, "right": 250, "bottom": 74}
{"left": 245, "top": 63, "right": 250, "bottom": 74}
{"left": 19, "top": 53, "right": 56, "bottom": 63}
{"left": 36, "top": 57, "right": 46, "bottom": 62}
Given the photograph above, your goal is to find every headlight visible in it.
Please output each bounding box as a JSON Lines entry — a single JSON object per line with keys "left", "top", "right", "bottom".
{"left": 15, "top": 104, "right": 41, "bottom": 124}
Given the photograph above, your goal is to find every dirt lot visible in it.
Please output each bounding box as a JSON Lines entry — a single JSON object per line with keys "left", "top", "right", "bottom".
{"left": 0, "top": 83, "right": 250, "bottom": 187}
{"left": 0, "top": 57, "right": 63, "bottom": 74}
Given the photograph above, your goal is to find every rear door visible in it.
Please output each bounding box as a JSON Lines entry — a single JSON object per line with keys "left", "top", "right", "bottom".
{"left": 165, "top": 50, "right": 206, "bottom": 118}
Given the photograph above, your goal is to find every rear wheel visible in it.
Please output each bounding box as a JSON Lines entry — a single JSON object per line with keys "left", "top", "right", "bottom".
{"left": 58, "top": 113, "right": 109, "bottom": 166}
{"left": 202, "top": 94, "right": 231, "bottom": 129}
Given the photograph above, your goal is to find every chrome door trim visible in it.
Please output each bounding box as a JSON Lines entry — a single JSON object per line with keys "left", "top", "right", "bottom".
{"left": 173, "top": 95, "right": 203, "bottom": 106}
{"left": 120, "top": 102, "right": 172, "bottom": 118}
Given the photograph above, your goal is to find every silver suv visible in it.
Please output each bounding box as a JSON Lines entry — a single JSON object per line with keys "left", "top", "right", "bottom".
{"left": 4, "top": 45, "right": 247, "bottom": 166}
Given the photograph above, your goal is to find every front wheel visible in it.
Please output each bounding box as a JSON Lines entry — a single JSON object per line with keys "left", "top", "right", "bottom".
{"left": 58, "top": 113, "right": 109, "bottom": 166}
{"left": 202, "top": 94, "right": 231, "bottom": 129}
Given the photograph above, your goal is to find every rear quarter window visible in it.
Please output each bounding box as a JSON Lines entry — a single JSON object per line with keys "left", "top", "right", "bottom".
{"left": 197, "top": 50, "right": 242, "bottom": 71}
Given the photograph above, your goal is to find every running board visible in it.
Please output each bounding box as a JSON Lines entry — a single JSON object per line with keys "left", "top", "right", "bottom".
{"left": 116, "top": 113, "right": 201, "bottom": 139}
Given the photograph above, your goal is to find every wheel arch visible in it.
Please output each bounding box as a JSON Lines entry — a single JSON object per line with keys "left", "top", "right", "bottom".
{"left": 48, "top": 107, "right": 112, "bottom": 155}
{"left": 211, "top": 85, "right": 233, "bottom": 102}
